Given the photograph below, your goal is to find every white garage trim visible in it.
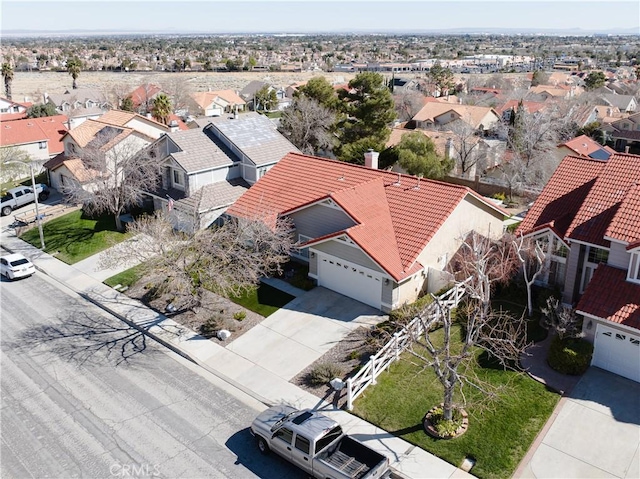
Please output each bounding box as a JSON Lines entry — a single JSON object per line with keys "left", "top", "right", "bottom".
{"left": 592, "top": 322, "right": 640, "bottom": 383}
{"left": 316, "top": 252, "right": 383, "bottom": 309}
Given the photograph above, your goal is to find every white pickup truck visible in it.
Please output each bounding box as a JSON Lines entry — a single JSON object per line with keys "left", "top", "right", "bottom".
{"left": 251, "top": 405, "right": 391, "bottom": 479}
{"left": 1, "top": 184, "right": 49, "bottom": 216}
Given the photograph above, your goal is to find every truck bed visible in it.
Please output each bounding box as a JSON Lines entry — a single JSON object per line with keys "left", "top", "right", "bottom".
{"left": 318, "top": 436, "right": 387, "bottom": 479}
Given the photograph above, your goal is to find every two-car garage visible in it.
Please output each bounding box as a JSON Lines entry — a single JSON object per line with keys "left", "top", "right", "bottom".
{"left": 316, "top": 253, "right": 383, "bottom": 310}
{"left": 592, "top": 323, "right": 640, "bottom": 383}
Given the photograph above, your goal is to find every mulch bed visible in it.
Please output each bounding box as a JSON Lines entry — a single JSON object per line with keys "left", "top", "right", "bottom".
{"left": 123, "top": 272, "right": 265, "bottom": 344}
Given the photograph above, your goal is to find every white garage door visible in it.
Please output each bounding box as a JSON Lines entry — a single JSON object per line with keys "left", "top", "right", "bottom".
{"left": 317, "top": 253, "right": 382, "bottom": 309}
{"left": 592, "top": 323, "right": 640, "bottom": 383}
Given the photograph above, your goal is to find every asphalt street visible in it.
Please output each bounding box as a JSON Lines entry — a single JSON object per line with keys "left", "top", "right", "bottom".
{"left": 0, "top": 271, "right": 305, "bottom": 479}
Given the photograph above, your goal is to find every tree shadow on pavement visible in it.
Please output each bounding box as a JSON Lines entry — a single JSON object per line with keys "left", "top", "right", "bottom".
{"left": 11, "top": 305, "right": 159, "bottom": 367}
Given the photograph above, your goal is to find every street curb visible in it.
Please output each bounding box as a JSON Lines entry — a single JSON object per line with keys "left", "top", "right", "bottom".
{"left": 1, "top": 241, "right": 275, "bottom": 409}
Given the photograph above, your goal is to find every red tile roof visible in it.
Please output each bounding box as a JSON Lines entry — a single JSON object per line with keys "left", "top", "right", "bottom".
{"left": 495, "top": 99, "right": 547, "bottom": 115}
{"left": 576, "top": 265, "right": 640, "bottom": 330}
{"left": 128, "top": 84, "right": 162, "bottom": 108}
{"left": 0, "top": 115, "right": 68, "bottom": 154}
{"left": 567, "top": 153, "right": 640, "bottom": 247}
{"left": 516, "top": 155, "right": 605, "bottom": 239}
{"left": 605, "top": 184, "right": 640, "bottom": 245}
{"left": 227, "top": 153, "right": 505, "bottom": 281}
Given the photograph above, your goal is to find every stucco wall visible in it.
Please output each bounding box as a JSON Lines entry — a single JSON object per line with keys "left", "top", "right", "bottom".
{"left": 312, "top": 240, "right": 384, "bottom": 273}
{"left": 608, "top": 241, "right": 631, "bottom": 270}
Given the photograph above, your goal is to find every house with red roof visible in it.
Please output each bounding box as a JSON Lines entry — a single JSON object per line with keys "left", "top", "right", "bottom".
{"left": 127, "top": 84, "right": 163, "bottom": 114}
{"left": 227, "top": 152, "right": 507, "bottom": 312}
{"left": 516, "top": 153, "right": 640, "bottom": 382}
{"left": 557, "top": 135, "right": 615, "bottom": 162}
{"left": 0, "top": 115, "right": 68, "bottom": 161}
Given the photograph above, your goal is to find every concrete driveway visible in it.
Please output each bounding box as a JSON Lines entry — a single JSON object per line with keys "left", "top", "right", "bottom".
{"left": 516, "top": 367, "right": 640, "bottom": 478}
{"left": 225, "top": 287, "right": 383, "bottom": 381}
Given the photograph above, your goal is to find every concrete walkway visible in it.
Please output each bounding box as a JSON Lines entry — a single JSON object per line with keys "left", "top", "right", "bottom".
{"left": 227, "top": 287, "right": 382, "bottom": 380}
{"left": 0, "top": 231, "right": 470, "bottom": 479}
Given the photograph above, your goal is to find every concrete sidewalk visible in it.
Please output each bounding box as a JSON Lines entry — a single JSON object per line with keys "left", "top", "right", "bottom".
{"left": 0, "top": 232, "right": 471, "bottom": 479}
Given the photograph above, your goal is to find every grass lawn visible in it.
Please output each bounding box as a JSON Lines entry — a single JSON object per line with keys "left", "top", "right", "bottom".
{"left": 229, "top": 282, "right": 294, "bottom": 317}
{"left": 104, "top": 263, "right": 146, "bottom": 289}
{"left": 20, "top": 209, "right": 131, "bottom": 264}
{"left": 353, "top": 325, "right": 560, "bottom": 479}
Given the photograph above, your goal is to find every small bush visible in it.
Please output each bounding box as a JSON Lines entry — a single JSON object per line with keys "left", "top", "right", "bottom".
{"left": 428, "top": 406, "right": 464, "bottom": 437}
{"left": 200, "top": 314, "right": 223, "bottom": 338}
{"left": 547, "top": 335, "right": 593, "bottom": 375}
{"left": 492, "top": 192, "right": 506, "bottom": 202}
{"left": 347, "top": 350, "right": 360, "bottom": 361}
{"left": 307, "top": 362, "right": 343, "bottom": 386}
{"left": 233, "top": 311, "right": 247, "bottom": 321}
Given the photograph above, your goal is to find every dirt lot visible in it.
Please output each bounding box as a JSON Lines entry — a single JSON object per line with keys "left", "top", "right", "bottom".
{"left": 10, "top": 70, "right": 356, "bottom": 104}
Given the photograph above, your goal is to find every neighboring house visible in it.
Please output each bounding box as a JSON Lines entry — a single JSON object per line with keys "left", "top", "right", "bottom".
{"left": 127, "top": 84, "right": 162, "bottom": 114}
{"left": 191, "top": 90, "right": 246, "bottom": 117}
{"left": 599, "top": 94, "right": 637, "bottom": 113}
{"left": 607, "top": 112, "right": 640, "bottom": 153}
{"left": 556, "top": 135, "right": 614, "bottom": 162}
{"left": 143, "top": 111, "right": 300, "bottom": 230}
{"left": 226, "top": 152, "right": 507, "bottom": 312}
{"left": 411, "top": 100, "right": 500, "bottom": 133}
{"left": 386, "top": 127, "right": 505, "bottom": 178}
{"left": 528, "top": 84, "right": 582, "bottom": 100}
{"left": 44, "top": 88, "right": 111, "bottom": 114}
{"left": 516, "top": 153, "right": 640, "bottom": 382}
{"left": 0, "top": 96, "right": 30, "bottom": 120}
{"left": 0, "top": 115, "right": 68, "bottom": 161}
{"left": 495, "top": 99, "right": 547, "bottom": 122}
{"left": 44, "top": 110, "right": 173, "bottom": 191}
{"left": 239, "top": 81, "right": 288, "bottom": 111}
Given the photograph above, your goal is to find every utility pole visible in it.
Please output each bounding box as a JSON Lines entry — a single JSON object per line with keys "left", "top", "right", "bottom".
{"left": 29, "top": 162, "right": 46, "bottom": 250}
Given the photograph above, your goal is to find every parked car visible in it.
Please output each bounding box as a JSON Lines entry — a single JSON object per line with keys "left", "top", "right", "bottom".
{"left": 1, "top": 184, "right": 49, "bottom": 216}
{"left": 1, "top": 253, "right": 36, "bottom": 280}
{"left": 251, "top": 405, "right": 390, "bottom": 479}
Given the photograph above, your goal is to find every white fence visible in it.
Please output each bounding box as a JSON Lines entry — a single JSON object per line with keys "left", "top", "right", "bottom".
{"left": 345, "top": 283, "right": 467, "bottom": 410}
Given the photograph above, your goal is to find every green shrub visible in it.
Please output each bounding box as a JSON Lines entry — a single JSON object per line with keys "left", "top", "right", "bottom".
{"left": 200, "top": 314, "right": 223, "bottom": 338}
{"left": 547, "top": 336, "right": 593, "bottom": 375}
{"left": 307, "top": 362, "right": 343, "bottom": 386}
{"left": 428, "top": 406, "right": 464, "bottom": 437}
{"left": 492, "top": 192, "right": 506, "bottom": 202}
{"left": 233, "top": 311, "right": 247, "bottom": 321}
{"left": 347, "top": 350, "right": 360, "bottom": 361}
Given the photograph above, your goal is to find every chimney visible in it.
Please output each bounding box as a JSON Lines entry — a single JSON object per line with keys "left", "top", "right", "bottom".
{"left": 233, "top": 105, "right": 238, "bottom": 119}
{"left": 169, "top": 119, "right": 179, "bottom": 132}
{"left": 625, "top": 146, "right": 630, "bottom": 154}
{"left": 146, "top": 113, "right": 152, "bottom": 119}
{"left": 364, "top": 149, "right": 379, "bottom": 169}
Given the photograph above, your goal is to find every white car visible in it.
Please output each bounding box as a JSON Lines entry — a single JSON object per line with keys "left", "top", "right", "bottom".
{"left": 1, "top": 253, "right": 36, "bottom": 280}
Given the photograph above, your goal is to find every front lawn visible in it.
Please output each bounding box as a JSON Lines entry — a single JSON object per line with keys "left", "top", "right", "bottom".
{"left": 104, "top": 263, "right": 146, "bottom": 289}
{"left": 229, "top": 282, "right": 294, "bottom": 317}
{"left": 21, "top": 210, "right": 130, "bottom": 264}
{"left": 353, "top": 325, "right": 559, "bottom": 479}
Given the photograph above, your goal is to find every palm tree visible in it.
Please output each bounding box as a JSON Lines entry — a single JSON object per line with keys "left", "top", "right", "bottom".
{"left": 2, "top": 62, "right": 14, "bottom": 100}
{"left": 66, "top": 57, "right": 82, "bottom": 90}
{"left": 151, "top": 93, "right": 172, "bottom": 125}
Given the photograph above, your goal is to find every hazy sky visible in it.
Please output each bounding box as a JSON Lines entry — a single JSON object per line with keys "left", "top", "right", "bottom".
{"left": 2, "top": 0, "right": 639, "bottom": 34}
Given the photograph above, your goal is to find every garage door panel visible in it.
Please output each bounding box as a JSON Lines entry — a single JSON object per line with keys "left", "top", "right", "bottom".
{"left": 317, "top": 254, "right": 382, "bottom": 309}
{"left": 593, "top": 324, "right": 640, "bottom": 383}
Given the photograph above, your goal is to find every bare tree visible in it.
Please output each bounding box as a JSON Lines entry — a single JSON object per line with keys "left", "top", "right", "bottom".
{"left": 62, "top": 131, "right": 160, "bottom": 231}
{"left": 162, "top": 77, "right": 194, "bottom": 114}
{"left": 393, "top": 90, "right": 425, "bottom": 122}
{"left": 445, "top": 119, "right": 480, "bottom": 178}
{"left": 99, "top": 211, "right": 295, "bottom": 310}
{"left": 406, "top": 232, "right": 526, "bottom": 424}
{"left": 514, "top": 233, "right": 546, "bottom": 317}
{"left": 541, "top": 297, "right": 584, "bottom": 340}
{"left": 278, "top": 96, "right": 336, "bottom": 155}
{"left": 0, "top": 146, "right": 31, "bottom": 183}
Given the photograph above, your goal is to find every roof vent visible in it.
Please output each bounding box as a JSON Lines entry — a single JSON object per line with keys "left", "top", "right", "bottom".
{"left": 338, "top": 173, "right": 345, "bottom": 181}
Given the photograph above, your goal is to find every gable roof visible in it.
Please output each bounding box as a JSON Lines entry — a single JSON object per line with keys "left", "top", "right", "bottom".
{"left": 207, "top": 112, "right": 300, "bottom": 166}
{"left": 46, "top": 88, "right": 108, "bottom": 107}
{"left": 412, "top": 102, "right": 498, "bottom": 129}
{"left": 600, "top": 94, "right": 637, "bottom": 111}
{"left": 518, "top": 153, "right": 640, "bottom": 248}
{"left": 516, "top": 156, "right": 605, "bottom": 240}
{"left": 560, "top": 135, "right": 613, "bottom": 160}
{"left": 67, "top": 120, "right": 133, "bottom": 149}
{"left": 567, "top": 153, "right": 640, "bottom": 247}
{"left": 0, "top": 115, "right": 68, "bottom": 154}
{"left": 227, "top": 152, "right": 505, "bottom": 281}
{"left": 576, "top": 264, "right": 640, "bottom": 329}
{"left": 128, "top": 84, "right": 162, "bottom": 108}
{"left": 240, "top": 80, "right": 269, "bottom": 98}
{"left": 192, "top": 90, "right": 246, "bottom": 111}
